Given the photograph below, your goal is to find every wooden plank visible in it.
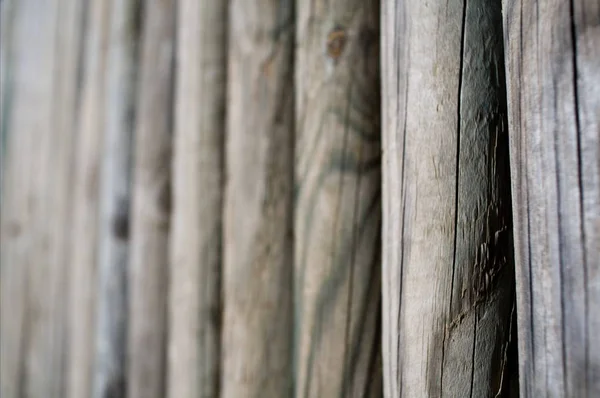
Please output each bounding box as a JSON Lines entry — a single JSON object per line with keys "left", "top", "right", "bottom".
{"left": 502, "top": 0, "right": 600, "bottom": 396}
{"left": 127, "top": 0, "right": 174, "bottom": 397}
{"left": 0, "top": 0, "right": 83, "bottom": 396}
{"left": 0, "top": 2, "right": 36, "bottom": 397}
{"left": 38, "top": 0, "right": 87, "bottom": 395}
{"left": 92, "top": 0, "right": 141, "bottom": 397}
{"left": 381, "top": 0, "right": 516, "bottom": 396}
{"left": 67, "top": 1, "right": 110, "bottom": 397}
{"left": 0, "top": 2, "right": 48, "bottom": 396}
{"left": 294, "top": 0, "right": 382, "bottom": 396}
{"left": 221, "top": 1, "right": 294, "bottom": 397}
{"left": 168, "top": 0, "right": 227, "bottom": 397}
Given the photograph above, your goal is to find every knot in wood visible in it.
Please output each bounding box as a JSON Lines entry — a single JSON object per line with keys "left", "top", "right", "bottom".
{"left": 112, "top": 198, "right": 130, "bottom": 240}
{"left": 326, "top": 27, "right": 347, "bottom": 60}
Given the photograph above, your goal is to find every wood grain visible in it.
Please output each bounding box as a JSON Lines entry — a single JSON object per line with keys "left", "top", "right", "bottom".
{"left": 381, "top": 0, "right": 516, "bottom": 396}
{"left": 127, "top": 1, "right": 174, "bottom": 397}
{"left": 92, "top": 0, "right": 141, "bottom": 397}
{"left": 294, "top": 1, "right": 382, "bottom": 396}
{"left": 221, "top": 0, "right": 294, "bottom": 397}
{"left": 502, "top": 0, "right": 600, "bottom": 396}
{"left": 168, "top": 1, "right": 227, "bottom": 397}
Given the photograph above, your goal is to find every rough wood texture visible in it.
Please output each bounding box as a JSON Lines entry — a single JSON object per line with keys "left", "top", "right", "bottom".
{"left": 1, "top": 0, "right": 83, "bottom": 396}
{"left": 503, "top": 0, "right": 600, "bottom": 396}
{"left": 127, "top": 1, "right": 174, "bottom": 397}
{"left": 381, "top": 0, "right": 516, "bottom": 396}
{"left": 67, "top": 1, "right": 109, "bottom": 397}
{"left": 92, "top": 0, "right": 141, "bottom": 397}
{"left": 294, "top": 1, "right": 382, "bottom": 396}
{"left": 168, "top": 1, "right": 227, "bottom": 397}
{"left": 221, "top": 1, "right": 294, "bottom": 397}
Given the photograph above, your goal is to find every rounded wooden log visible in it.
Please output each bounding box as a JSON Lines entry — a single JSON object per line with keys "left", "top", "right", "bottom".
{"left": 294, "top": 0, "right": 382, "bottom": 396}
{"left": 168, "top": 1, "right": 227, "bottom": 397}
{"left": 93, "top": 0, "right": 141, "bottom": 397}
{"left": 0, "top": 0, "right": 81, "bottom": 396}
{"left": 381, "top": 0, "right": 515, "bottom": 396}
{"left": 66, "top": 1, "right": 111, "bottom": 397}
{"left": 221, "top": 0, "right": 294, "bottom": 397}
{"left": 127, "top": 0, "right": 174, "bottom": 397}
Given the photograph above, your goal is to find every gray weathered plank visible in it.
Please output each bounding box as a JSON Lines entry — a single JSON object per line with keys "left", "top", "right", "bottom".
{"left": 127, "top": 0, "right": 174, "bottom": 397}
{"left": 92, "top": 0, "right": 141, "bottom": 397}
{"left": 0, "top": 1, "right": 59, "bottom": 396}
{"left": 502, "top": 0, "right": 600, "bottom": 396}
{"left": 67, "top": 1, "right": 110, "bottom": 397}
{"left": 0, "top": 0, "right": 83, "bottom": 396}
{"left": 294, "top": 1, "right": 382, "bottom": 396}
{"left": 381, "top": 0, "right": 516, "bottom": 396}
{"left": 168, "top": 0, "right": 228, "bottom": 397}
{"left": 221, "top": 1, "right": 294, "bottom": 397}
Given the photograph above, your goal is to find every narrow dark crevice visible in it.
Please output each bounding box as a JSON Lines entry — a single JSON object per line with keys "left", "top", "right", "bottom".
{"left": 395, "top": 1, "right": 410, "bottom": 395}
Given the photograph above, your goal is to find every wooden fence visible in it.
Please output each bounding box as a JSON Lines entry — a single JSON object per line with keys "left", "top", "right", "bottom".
{"left": 0, "top": 0, "right": 598, "bottom": 397}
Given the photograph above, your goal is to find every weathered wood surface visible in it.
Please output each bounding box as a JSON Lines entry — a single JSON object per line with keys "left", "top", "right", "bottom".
{"left": 502, "top": 0, "right": 600, "bottom": 396}
{"left": 168, "top": 1, "right": 227, "bottom": 397}
{"left": 1, "top": 0, "right": 83, "bottom": 396}
{"left": 67, "top": 1, "right": 109, "bottom": 397}
{"left": 381, "top": 0, "right": 516, "bottom": 396}
{"left": 127, "top": 1, "right": 174, "bottom": 397}
{"left": 294, "top": 1, "right": 382, "bottom": 396}
{"left": 92, "top": 0, "right": 141, "bottom": 397}
{"left": 221, "top": 0, "right": 294, "bottom": 397}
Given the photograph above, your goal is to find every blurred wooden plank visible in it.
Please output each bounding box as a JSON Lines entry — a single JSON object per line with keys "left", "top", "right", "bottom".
{"left": 67, "top": 1, "right": 110, "bottom": 397}
{"left": 294, "top": 1, "right": 382, "bottom": 396}
{"left": 92, "top": 0, "right": 141, "bottom": 397}
{"left": 0, "top": 1, "right": 41, "bottom": 395}
{"left": 127, "top": 1, "right": 174, "bottom": 397}
{"left": 168, "top": 0, "right": 228, "bottom": 397}
{"left": 381, "top": 0, "right": 515, "bottom": 396}
{"left": 502, "top": 0, "right": 600, "bottom": 396}
{"left": 0, "top": 0, "right": 84, "bottom": 396}
{"left": 221, "top": 0, "right": 294, "bottom": 396}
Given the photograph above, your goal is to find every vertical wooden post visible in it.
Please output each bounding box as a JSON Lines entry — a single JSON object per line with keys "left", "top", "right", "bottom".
{"left": 168, "top": 0, "right": 227, "bottom": 397}
{"left": 0, "top": 1, "right": 55, "bottom": 398}
{"left": 381, "top": 0, "right": 515, "bottom": 396}
{"left": 294, "top": 0, "right": 382, "bottom": 396}
{"left": 127, "top": 1, "right": 174, "bottom": 397}
{"left": 502, "top": 0, "right": 600, "bottom": 396}
{"left": 221, "top": 0, "right": 294, "bottom": 397}
{"left": 93, "top": 0, "right": 141, "bottom": 397}
{"left": 67, "top": 1, "right": 110, "bottom": 397}
{"left": 0, "top": 0, "right": 78, "bottom": 396}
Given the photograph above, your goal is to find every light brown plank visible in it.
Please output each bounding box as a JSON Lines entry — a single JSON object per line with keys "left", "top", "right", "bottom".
{"left": 502, "top": 0, "right": 600, "bottom": 396}
{"left": 294, "top": 0, "right": 382, "bottom": 396}
{"left": 168, "top": 0, "right": 228, "bottom": 397}
{"left": 221, "top": 0, "right": 294, "bottom": 397}
{"left": 381, "top": 0, "right": 516, "bottom": 396}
